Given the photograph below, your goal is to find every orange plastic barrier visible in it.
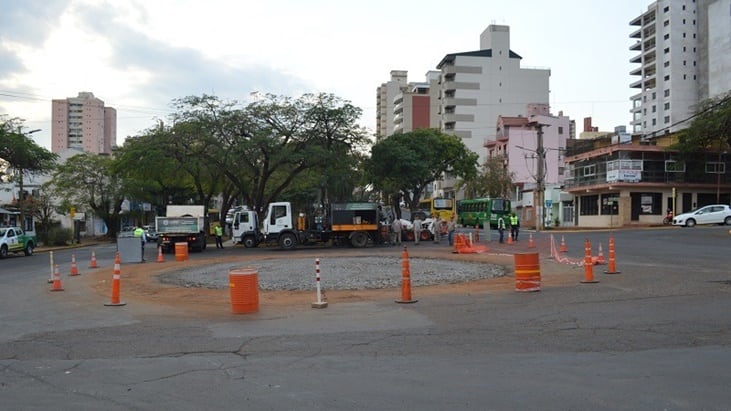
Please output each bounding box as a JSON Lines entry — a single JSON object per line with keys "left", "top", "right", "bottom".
{"left": 174, "top": 242, "right": 188, "bottom": 262}
{"left": 514, "top": 253, "right": 541, "bottom": 292}
{"left": 104, "top": 252, "right": 126, "bottom": 306}
{"left": 229, "top": 268, "right": 259, "bottom": 314}
{"left": 396, "top": 247, "right": 417, "bottom": 304}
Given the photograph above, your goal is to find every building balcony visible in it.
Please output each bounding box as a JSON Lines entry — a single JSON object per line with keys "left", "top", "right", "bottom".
{"left": 630, "top": 41, "right": 641, "bottom": 51}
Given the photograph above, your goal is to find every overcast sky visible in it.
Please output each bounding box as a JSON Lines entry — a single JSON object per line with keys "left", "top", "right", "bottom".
{"left": 0, "top": 0, "right": 649, "bottom": 149}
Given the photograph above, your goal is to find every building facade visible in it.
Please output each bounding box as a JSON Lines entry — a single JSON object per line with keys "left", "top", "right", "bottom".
{"left": 376, "top": 71, "right": 409, "bottom": 142}
{"left": 51, "top": 91, "right": 116, "bottom": 154}
{"left": 392, "top": 71, "right": 440, "bottom": 135}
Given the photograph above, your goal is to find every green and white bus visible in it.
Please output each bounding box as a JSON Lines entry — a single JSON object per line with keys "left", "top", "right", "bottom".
{"left": 457, "top": 198, "right": 511, "bottom": 228}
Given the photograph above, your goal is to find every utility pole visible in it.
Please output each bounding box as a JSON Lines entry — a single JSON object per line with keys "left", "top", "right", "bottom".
{"left": 526, "top": 120, "right": 547, "bottom": 231}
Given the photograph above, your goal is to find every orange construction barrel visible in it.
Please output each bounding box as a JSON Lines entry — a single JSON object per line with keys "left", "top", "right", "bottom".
{"left": 514, "top": 252, "right": 541, "bottom": 292}
{"left": 229, "top": 267, "right": 259, "bottom": 314}
{"left": 174, "top": 242, "right": 188, "bottom": 261}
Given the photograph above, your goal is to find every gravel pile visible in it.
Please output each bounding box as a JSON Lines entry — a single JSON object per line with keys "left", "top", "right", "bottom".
{"left": 158, "top": 256, "right": 505, "bottom": 291}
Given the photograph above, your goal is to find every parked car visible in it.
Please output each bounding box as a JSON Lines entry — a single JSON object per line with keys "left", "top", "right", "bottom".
{"left": 672, "top": 204, "right": 731, "bottom": 227}
{"left": 143, "top": 225, "right": 158, "bottom": 242}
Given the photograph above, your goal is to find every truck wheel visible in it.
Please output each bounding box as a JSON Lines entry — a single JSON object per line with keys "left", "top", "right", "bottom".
{"left": 279, "top": 233, "right": 297, "bottom": 250}
{"left": 0, "top": 245, "right": 7, "bottom": 258}
{"left": 243, "top": 235, "right": 257, "bottom": 248}
{"left": 350, "top": 231, "right": 368, "bottom": 248}
{"left": 24, "top": 242, "right": 34, "bottom": 256}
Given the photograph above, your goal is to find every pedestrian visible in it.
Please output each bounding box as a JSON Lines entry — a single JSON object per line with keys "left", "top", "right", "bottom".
{"left": 433, "top": 216, "right": 441, "bottom": 244}
{"left": 133, "top": 225, "right": 147, "bottom": 261}
{"left": 214, "top": 224, "right": 224, "bottom": 249}
{"left": 447, "top": 215, "right": 456, "bottom": 246}
{"left": 391, "top": 218, "right": 402, "bottom": 246}
{"left": 497, "top": 215, "right": 506, "bottom": 243}
{"left": 510, "top": 212, "right": 520, "bottom": 241}
{"left": 413, "top": 215, "right": 423, "bottom": 245}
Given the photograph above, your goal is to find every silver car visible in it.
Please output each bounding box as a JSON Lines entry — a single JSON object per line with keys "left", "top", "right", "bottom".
{"left": 672, "top": 204, "right": 731, "bottom": 227}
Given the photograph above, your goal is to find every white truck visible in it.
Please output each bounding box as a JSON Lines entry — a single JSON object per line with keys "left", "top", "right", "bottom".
{"left": 231, "top": 201, "right": 383, "bottom": 250}
{"left": 155, "top": 205, "right": 207, "bottom": 253}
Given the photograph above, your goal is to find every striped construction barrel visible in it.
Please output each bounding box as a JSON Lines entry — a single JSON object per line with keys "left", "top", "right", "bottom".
{"left": 229, "top": 267, "right": 259, "bottom": 314}
{"left": 514, "top": 252, "right": 541, "bottom": 292}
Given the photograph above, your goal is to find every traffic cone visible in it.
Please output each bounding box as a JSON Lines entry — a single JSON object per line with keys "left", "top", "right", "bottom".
{"left": 104, "top": 252, "right": 126, "bottom": 306}
{"left": 89, "top": 251, "right": 98, "bottom": 269}
{"left": 595, "top": 243, "right": 606, "bottom": 265}
{"left": 528, "top": 233, "right": 535, "bottom": 249}
{"left": 50, "top": 264, "right": 64, "bottom": 291}
{"left": 156, "top": 246, "right": 165, "bottom": 263}
{"left": 69, "top": 254, "right": 80, "bottom": 276}
{"left": 560, "top": 236, "right": 568, "bottom": 253}
{"left": 581, "top": 238, "right": 599, "bottom": 284}
{"left": 604, "top": 235, "right": 621, "bottom": 274}
{"left": 396, "top": 246, "right": 417, "bottom": 304}
{"left": 507, "top": 231, "right": 513, "bottom": 245}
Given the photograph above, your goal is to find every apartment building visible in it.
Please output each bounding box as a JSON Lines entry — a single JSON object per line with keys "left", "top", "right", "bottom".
{"left": 376, "top": 71, "right": 409, "bottom": 142}
{"left": 51, "top": 91, "right": 116, "bottom": 154}
{"left": 392, "top": 71, "right": 441, "bottom": 135}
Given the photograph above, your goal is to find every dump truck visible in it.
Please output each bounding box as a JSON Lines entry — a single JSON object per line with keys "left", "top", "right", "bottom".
{"left": 231, "top": 201, "right": 384, "bottom": 249}
{"left": 155, "top": 205, "right": 207, "bottom": 252}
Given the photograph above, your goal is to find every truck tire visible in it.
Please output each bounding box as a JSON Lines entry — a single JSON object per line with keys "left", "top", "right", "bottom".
{"left": 279, "top": 233, "right": 297, "bottom": 250}
{"left": 243, "top": 235, "right": 257, "bottom": 248}
{"left": 350, "top": 231, "right": 369, "bottom": 248}
{"left": 24, "top": 242, "right": 34, "bottom": 256}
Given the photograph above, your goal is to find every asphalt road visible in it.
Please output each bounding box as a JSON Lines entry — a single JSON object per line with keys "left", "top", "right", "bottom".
{"left": 1, "top": 226, "right": 730, "bottom": 410}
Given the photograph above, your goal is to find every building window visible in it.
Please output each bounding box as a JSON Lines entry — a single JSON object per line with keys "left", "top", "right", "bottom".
{"left": 665, "top": 75, "right": 670, "bottom": 81}
{"left": 664, "top": 89, "right": 670, "bottom": 97}
{"left": 558, "top": 126, "right": 564, "bottom": 134}
{"left": 601, "top": 194, "right": 619, "bottom": 215}
{"left": 640, "top": 193, "right": 662, "bottom": 214}
{"left": 653, "top": 118, "right": 657, "bottom": 126}
{"left": 665, "top": 160, "right": 686, "bottom": 172}
{"left": 664, "top": 33, "right": 670, "bottom": 40}
{"left": 664, "top": 61, "right": 670, "bottom": 67}
{"left": 652, "top": 92, "right": 657, "bottom": 100}
{"left": 665, "top": 102, "right": 670, "bottom": 110}
{"left": 580, "top": 195, "right": 599, "bottom": 216}
{"left": 706, "top": 162, "right": 726, "bottom": 174}
{"left": 664, "top": 6, "right": 669, "bottom": 12}
{"left": 583, "top": 164, "right": 596, "bottom": 176}
{"left": 652, "top": 105, "right": 657, "bottom": 113}
{"left": 664, "top": 116, "right": 670, "bottom": 123}
{"left": 664, "top": 20, "right": 669, "bottom": 27}
{"left": 664, "top": 47, "right": 670, "bottom": 54}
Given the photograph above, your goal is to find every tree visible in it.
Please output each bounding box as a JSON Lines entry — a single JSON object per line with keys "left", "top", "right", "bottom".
{"left": 49, "top": 153, "right": 126, "bottom": 238}
{"left": 673, "top": 92, "right": 731, "bottom": 155}
{"left": 366, "top": 129, "right": 479, "bottom": 211}
{"left": 457, "top": 156, "right": 515, "bottom": 198}
{"left": 0, "top": 117, "right": 58, "bottom": 228}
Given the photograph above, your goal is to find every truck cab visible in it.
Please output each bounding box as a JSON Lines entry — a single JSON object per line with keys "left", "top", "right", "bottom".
{"left": 263, "top": 202, "right": 300, "bottom": 249}
{"left": 231, "top": 208, "right": 262, "bottom": 248}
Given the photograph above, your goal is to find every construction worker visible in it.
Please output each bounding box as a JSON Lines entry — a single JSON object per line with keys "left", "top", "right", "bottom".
{"left": 391, "top": 218, "right": 402, "bottom": 246}
{"left": 214, "top": 224, "right": 224, "bottom": 249}
{"left": 510, "top": 213, "right": 520, "bottom": 241}
{"left": 497, "top": 215, "right": 506, "bottom": 243}
{"left": 433, "top": 216, "right": 441, "bottom": 244}
{"left": 133, "top": 225, "right": 147, "bottom": 261}
{"left": 413, "top": 215, "right": 423, "bottom": 245}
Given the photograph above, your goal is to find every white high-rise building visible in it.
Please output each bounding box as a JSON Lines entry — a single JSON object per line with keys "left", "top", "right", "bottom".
{"left": 630, "top": 0, "right": 731, "bottom": 137}
{"left": 376, "top": 70, "right": 409, "bottom": 142}
{"left": 436, "top": 25, "right": 550, "bottom": 164}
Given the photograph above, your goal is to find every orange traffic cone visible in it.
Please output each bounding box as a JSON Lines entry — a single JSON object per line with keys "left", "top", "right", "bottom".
{"left": 595, "top": 243, "right": 606, "bottom": 265}
{"left": 89, "top": 251, "right": 98, "bottom": 269}
{"left": 507, "top": 231, "right": 514, "bottom": 245}
{"left": 69, "top": 254, "right": 80, "bottom": 276}
{"left": 396, "top": 246, "right": 417, "bottom": 304}
{"left": 104, "top": 252, "right": 126, "bottom": 306}
{"left": 581, "top": 238, "right": 599, "bottom": 284}
{"left": 50, "top": 264, "right": 64, "bottom": 291}
{"left": 604, "top": 235, "right": 621, "bottom": 274}
{"left": 156, "top": 246, "right": 165, "bottom": 263}
{"left": 528, "top": 233, "right": 535, "bottom": 249}
{"left": 560, "top": 236, "right": 568, "bottom": 253}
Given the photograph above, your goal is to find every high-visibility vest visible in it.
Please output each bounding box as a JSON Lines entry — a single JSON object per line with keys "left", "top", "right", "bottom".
{"left": 510, "top": 215, "right": 518, "bottom": 226}
{"left": 134, "top": 227, "right": 144, "bottom": 237}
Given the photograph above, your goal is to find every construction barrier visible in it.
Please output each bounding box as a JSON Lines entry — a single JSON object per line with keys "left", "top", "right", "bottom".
{"left": 311, "top": 258, "right": 327, "bottom": 308}
{"left": 104, "top": 252, "right": 126, "bottom": 306}
{"left": 514, "top": 252, "right": 541, "bottom": 292}
{"left": 604, "top": 234, "right": 621, "bottom": 274}
{"left": 229, "top": 267, "right": 259, "bottom": 314}
{"left": 174, "top": 242, "right": 188, "bottom": 262}
{"left": 581, "top": 239, "right": 599, "bottom": 284}
{"left": 396, "top": 246, "right": 417, "bottom": 304}
{"left": 549, "top": 235, "right": 584, "bottom": 266}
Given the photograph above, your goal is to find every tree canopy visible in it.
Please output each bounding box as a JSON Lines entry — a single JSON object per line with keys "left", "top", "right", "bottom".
{"left": 366, "top": 129, "right": 478, "bottom": 211}
{"left": 673, "top": 92, "right": 731, "bottom": 156}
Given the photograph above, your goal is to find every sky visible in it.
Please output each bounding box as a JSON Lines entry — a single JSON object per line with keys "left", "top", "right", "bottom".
{"left": 0, "top": 0, "right": 650, "bottom": 150}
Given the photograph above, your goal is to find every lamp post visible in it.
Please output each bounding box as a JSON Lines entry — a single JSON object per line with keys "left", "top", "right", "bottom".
{"left": 16, "top": 128, "right": 41, "bottom": 231}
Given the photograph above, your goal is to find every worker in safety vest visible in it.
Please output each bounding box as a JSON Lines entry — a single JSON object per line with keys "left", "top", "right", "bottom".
{"left": 510, "top": 213, "right": 519, "bottom": 241}
{"left": 497, "top": 216, "right": 506, "bottom": 243}
{"left": 214, "top": 224, "right": 224, "bottom": 249}
{"left": 133, "top": 225, "right": 147, "bottom": 261}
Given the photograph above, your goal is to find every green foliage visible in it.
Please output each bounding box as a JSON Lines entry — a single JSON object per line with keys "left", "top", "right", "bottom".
{"left": 457, "top": 156, "right": 515, "bottom": 198}
{"left": 672, "top": 92, "right": 731, "bottom": 159}
{"left": 49, "top": 153, "right": 125, "bottom": 238}
{"left": 43, "top": 225, "right": 73, "bottom": 246}
{"left": 365, "top": 129, "right": 478, "bottom": 210}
